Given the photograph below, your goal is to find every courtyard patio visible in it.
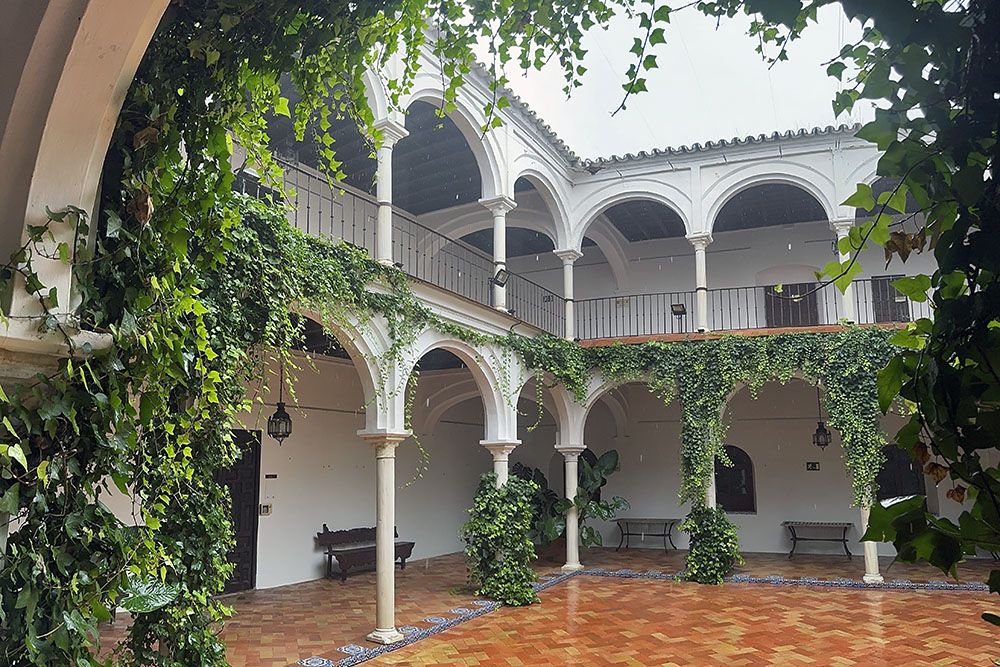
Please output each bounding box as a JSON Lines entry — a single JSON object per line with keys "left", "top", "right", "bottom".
{"left": 99, "top": 549, "right": 996, "bottom": 666}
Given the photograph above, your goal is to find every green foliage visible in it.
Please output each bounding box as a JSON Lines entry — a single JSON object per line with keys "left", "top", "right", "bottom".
{"left": 511, "top": 462, "right": 565, "bottom": 547}
{"left": 574, "top": 450, "right": 630, "bottom": 548}
{"left": 682, "top": 505, "right": 743, "bottom": 585}
{"left": 460, "top": 473, "right": 539, "bottom": 607}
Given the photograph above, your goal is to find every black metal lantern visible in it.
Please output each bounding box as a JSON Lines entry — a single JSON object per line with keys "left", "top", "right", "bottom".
{"left": 267, "top": 365, "right": 292, "bottom": 444}
{"left": 812, "top": 387, "right": 831, "bottom": 450}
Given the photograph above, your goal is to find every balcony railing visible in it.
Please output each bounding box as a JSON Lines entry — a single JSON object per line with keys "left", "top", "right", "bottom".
{"left": 575, "top": 291, "right": 697, "bottom": 340}
{"left": 708, "top": 283, "right": 842, "bottom": 331}
{"left": 238, "top": 159, "right": 565, "bottom": 337}
{"left": 238, "top": 160, "right": 931, "bottom": 342}
{"left": 852, "top": 277, "right": 933, "bottom": 324}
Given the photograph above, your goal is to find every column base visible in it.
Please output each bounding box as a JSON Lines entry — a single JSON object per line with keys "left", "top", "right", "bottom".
{"left": 377, "top": 258, "right": 396, "bottom": 267}
{"left": 366, "top": 628, "right": 404, "bottom": 645}
{"left": 863, "top": 573, "right": 884, "bottom": 584}
{"left": 561, "top": 563, "right": 584, "bottom": 572}
{"left": 494, "top": 306, "right": 508, "bottom": 313}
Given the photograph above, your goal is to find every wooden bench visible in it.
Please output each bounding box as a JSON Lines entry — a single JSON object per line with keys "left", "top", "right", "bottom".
{"left": 781, "top": 521, "right": 853, "bottom": 559}
{"left": 315, "top": 525, "right": 415, "bottom": 582}
{"left": 615, "top": 518, "right": 682, "bottom": 551}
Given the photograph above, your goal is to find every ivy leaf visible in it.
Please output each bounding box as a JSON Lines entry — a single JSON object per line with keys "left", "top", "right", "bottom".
{"left": 891, "top": 275, "right": 931, "bottom": 303}
{"left": 0, "top": 482, "right": 19, "bottom": 514}
{"left": 274, "top": 97, "right": 291, "bottom": 118}
{"left": 7, "top": 443, "right": 27, "bottom": 471}
{"left": 843, "top": 183, "right": 875, "bottom": 212}
{"left": 826, "top": 61, "right": 847, "bottom": 80}
{"left": 877, "top": 355, "right": 905, "bottom": 413}
{"left": 120, "top": 578, "right": 181, "bottom": 613}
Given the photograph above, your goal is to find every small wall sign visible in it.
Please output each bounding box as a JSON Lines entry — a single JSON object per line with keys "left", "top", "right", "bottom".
{"left": 806, "top": 462, "right": 820, "bottom": 471}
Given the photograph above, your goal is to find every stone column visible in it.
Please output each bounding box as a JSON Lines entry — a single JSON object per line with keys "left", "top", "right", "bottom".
{"left": 859, "top": 504, "right": 884, "bottom": 583}
{"left": 374, "top": 120, "right": 409, "bottom": 266}
{"left": 481, "top": 440, "right": 519, "bottom": 486}
{"left": 687, "top": 234, "right": 712, "bottom": 332}
{"left": 560, "top": 447, "right": 585, "bottom": 571}
{"left": 361, "top": 432, "right": 407, "bottom": 644}
{"left": 706, "top": 468, "right": 717, "bottom": 509}
{"left": 830, "top": 220, "right": 857, "bottom": 323}
{"left": 479, "top": 196, "right": 517, "bottom": 311}
{"left": 555, "top": 249, "right": 583, "bottom": 340}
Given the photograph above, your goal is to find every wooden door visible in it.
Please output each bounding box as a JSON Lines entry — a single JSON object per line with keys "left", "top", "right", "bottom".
{"left": 764, "top": 282, "right": 819, "bottom": 328}
{"left": 215, "top": 429, "right": 261, "bottom": 594}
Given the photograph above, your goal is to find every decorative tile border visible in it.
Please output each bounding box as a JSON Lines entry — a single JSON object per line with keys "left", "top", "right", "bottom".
{"left": 298, "top": 565, "right": 987, "bottom": 666}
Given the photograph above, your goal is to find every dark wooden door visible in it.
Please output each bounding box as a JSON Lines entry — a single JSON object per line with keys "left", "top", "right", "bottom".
{"left": 876, "top": 444, "right": 925, "bottom": 501}
{"left": 215, "top": 429, "right": 261, "bottom": 594}
{"left": 872, "top": 275, "right": 911, "bottom": 323}
{"left": 764, "top": 282, "right": 819, "bottom": 327}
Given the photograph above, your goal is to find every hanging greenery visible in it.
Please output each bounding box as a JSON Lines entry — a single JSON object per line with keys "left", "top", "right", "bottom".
{"left": 682, "top": 505, "right": 743, "bottom": 585}
{"left": 460, "top": 473, "right": 539, "bottom": 607}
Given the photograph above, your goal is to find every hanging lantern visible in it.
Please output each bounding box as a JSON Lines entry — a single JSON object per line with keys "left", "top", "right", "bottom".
{"left": 812, "top": 386, "right": 831, "bottom": 450}
{"left": 267, "top": 364, "right": 293, "bottom": 444}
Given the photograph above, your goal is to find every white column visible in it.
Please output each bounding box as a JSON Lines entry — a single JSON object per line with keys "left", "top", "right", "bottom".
{"left": 361, "top": 432, "right": 407, "bottom": 644}
{"left": 559, "top": 447, "right": 585, "bottom": 571}
{"left": 555, "top": 249, "right": 582, "bottom": 340}
{"left": 373, "top": 120, "right": 408, "bottom": 266}
{"left": 687, "top": 234, "right": 712, "bottom": 332}
{"left": 859, "top": 505, "right": 883, "bottom": 583}
{"left": 830, "top": 220, "right": 857, "bottom": 323}
{"left": 479, "top": 196, "right": 517, "bottom": 311}
{"left": 706, "top": 468, "right": 717, "bottom": 509}
{"left": 481, "top": 441, "right": 519, "bottom": 486}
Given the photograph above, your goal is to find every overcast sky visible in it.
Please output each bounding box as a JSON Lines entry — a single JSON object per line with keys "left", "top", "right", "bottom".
{"left": 494, "top": 5, "right": 870, "bottom": 160}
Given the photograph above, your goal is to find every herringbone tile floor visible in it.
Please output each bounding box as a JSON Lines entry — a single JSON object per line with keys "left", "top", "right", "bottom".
{"left": 97, "top": 549, "right": 998, "bottom": 666}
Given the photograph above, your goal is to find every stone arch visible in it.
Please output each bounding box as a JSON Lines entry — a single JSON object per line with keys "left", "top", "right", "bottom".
{"left": 0, "top": 1, "right": 169, "bottom": 323}
{"left": 416, "top": 378, "right": 481, "bottom": 436}
{"left": 572, "top": 184, "right": 692, "bottom": 253}
{"left": 704, "top": 164, "right": 836, "bottom": 235}
{"left": 512, "top": 167, "right": 571, "bottom": 246}
{"left": 401, "top": 80, "right": 505, "bottom": 201}
{"left": 291, "top": 306, "right": 392, "bottom": 433}
{"left": 399, "top": 331, "right": 513, "bottom": 442}
{"left": 361, "top": 69, "right": 390, "bottom": 122}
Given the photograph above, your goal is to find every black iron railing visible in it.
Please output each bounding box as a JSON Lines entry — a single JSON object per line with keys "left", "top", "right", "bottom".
{"left": 239, "top": 159, "right": 565, "bottom": 337}
{"left": 575, "top": 291, "right": 697, "bottom": 339}
{"left": 707, "top": 283, "right": 842, "bottom": 331}
{"left": 852, "top": 277, "right": 932, "bottom": 324}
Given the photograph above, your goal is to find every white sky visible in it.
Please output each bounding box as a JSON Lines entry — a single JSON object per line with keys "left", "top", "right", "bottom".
{"left": 494, "top": 5, "right": 871, "bottom": 160}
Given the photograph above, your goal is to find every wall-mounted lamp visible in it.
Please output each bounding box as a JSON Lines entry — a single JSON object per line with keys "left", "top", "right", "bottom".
{"left": 490, "top": 268, "right": 510, "bottom": 287}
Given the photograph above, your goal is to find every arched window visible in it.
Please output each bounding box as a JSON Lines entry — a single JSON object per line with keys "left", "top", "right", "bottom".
{"left": 715, "top": 445, "right": 756, "bottom": 513}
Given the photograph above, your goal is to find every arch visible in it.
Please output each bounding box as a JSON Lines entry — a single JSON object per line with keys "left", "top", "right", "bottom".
{"left": 580, "top": 223, "right": 632, "bottom": 294}
{"left": 714, "top": 445, "right": 756, "bottom": 513}
{"left": 399, "top": 331, "right": 512, "bottom": 442}
{"left": 704, "top": 165, "right": 836, "bottom": 235}
{"left": 0, "top": 1, "right": 169, "bottom": 324}
{"left": 512, "top": 168, "right": 571, "bottom": 246}
{"left": 291, "top": 306, "right": 388, "bottom": 433}
{"left": 402, "top": 80, "right": 505, "bottom": 201}
{"left": 572, "top": 185, "right": 692, "bottom": 253}
{"left": 360, "top": 69, "right": 390, "bottom": 122}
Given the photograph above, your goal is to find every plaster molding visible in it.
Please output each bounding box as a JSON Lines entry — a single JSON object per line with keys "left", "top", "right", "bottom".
{"left": 373, "top": 118, "right": 409, "bottom": 147}
{"left": 686, "top": 233, "right": 713, "bottom": 250}
{"left": 554, "top": 248, "right": 583, "bottom": 264}
{"left": 478, "top": 195, "right": 517, "bottom": 216}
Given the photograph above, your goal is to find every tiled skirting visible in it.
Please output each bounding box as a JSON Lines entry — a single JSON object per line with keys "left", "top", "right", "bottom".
{"left": 298, "top": 567, "right": 986, "bottom": 666}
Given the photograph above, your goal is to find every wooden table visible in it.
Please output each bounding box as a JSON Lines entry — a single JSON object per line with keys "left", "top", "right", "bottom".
{"left": 615, "top": 518, "right": 681, "bottom": 551}
{"left": 781, "top": 520, "right": 853, "bottom": 559}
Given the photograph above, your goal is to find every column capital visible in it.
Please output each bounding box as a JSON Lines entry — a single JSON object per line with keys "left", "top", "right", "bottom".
{"left": 686, "top": 233, "right": 713, "bottom": 250}
{"left": 479, "top": 195, "right": 517, "bottom": 216}
{"left": 556, "top": 445, "right": 585, "bottom": 459}
{"left": 829, "top": 218, "right": 854, "bottom": 236}
{"left": 554, "top": 248, "right": 583, "bottom": 264}
{"left": 481, "top": 440, "right": 520, "bottom": 461}
{"left": 357, "top": 430, "right": 410, "bottom": 456}
{"left": 373, "top": 118, "right": 409, "bottom": 147}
